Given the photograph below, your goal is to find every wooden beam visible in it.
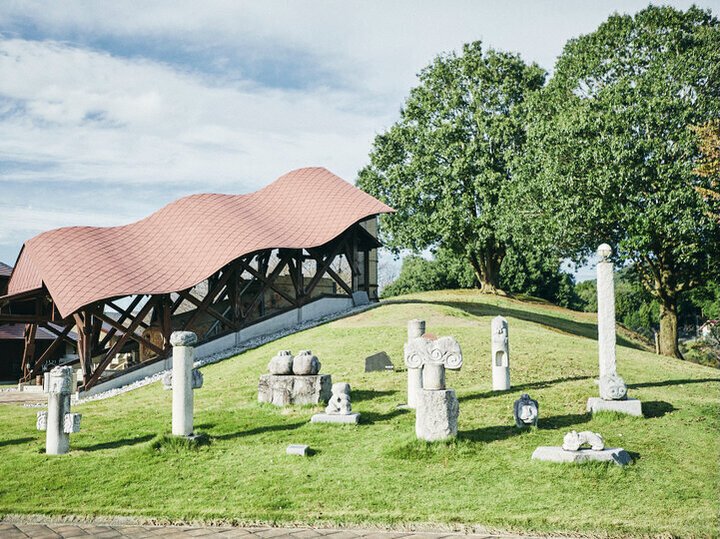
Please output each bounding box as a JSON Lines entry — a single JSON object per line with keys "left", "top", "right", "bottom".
{"left": 82, "top": 296, "right": 159, "bottom": 391}
{"left": 182, "top": 268, "right": 235, "bottom": 332}
{"left": 23, "top": 324, "right": 73, "bottom": 382}
{"left": 240, "top": 256, "right": 291, "bottom": 326}
{"left": 106, "top": 300, "right": 150, "bottom": 329}
{"left": 93, "top": 311, "right": 165, "bottom": 357}
{"left": 177, "top": 290, "right": 237, "bottom": 332}
{"left": 305, "top": 238, "right": 346, "bottom": 298}
{"left": 98, "top": 295, "right": 143, "bottom": 350}
{"left": 236, "top": 258, "right": 297, "bottom": 306}
{"left": 0, "top": 314, "right": 52, "bottom": 324}
{"left": 325, "top": 265, "right": 353, "bottom": 296}
{"left": 21, "top": 324, "right": 37, "bottom": 379}
{"left": 39, "top": 323, "right": 76, "bottom": 346}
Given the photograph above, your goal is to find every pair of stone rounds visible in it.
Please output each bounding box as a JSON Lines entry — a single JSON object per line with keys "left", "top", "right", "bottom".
{"left": 268, "top": 350, "right": 321, "bottom": 376}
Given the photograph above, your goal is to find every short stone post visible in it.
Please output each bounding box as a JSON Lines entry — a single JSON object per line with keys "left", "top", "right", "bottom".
{"left": 491, "top": 316, "right": 510, "bottom": 390}
{"left": 36, "top": 365, "right": 81, "bottom": 455}
{"left": 170, "top": 331, "right": 201, "bottom": 437}
{"left": 406, "top": 319, "right": 425, "bottom": 408}
{"left": 405, "top": 335, "right": 463, "bottom": 441}
{"left": 586, "top": 245, "right": 641, "bottom": 416}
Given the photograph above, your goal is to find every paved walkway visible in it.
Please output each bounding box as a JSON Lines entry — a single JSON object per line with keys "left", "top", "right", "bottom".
{"left": 0, "top": 389, "right": 46, "bottom": 405}
{"left": 0, "top": 523, "right": 528, "bottom": 538}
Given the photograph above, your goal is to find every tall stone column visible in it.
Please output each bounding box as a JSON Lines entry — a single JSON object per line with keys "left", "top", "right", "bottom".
{"left": 491, "top": 316, "right": 510, "bottom": 391}
{"left": 406, "top": 319, "right": 425, "bottom": 408}
{"left": 171, "top": 331, "right": 198, "bottom": 436}
{"left": 37, "top": 365, "right": 81, "bottom": 455}
{"left": 596, "top": 244, "right": 617, "bottom": 379}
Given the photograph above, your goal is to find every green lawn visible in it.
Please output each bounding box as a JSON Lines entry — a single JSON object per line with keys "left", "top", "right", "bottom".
{"left": 1, "top": 289, "right": 718, "bottom": 537}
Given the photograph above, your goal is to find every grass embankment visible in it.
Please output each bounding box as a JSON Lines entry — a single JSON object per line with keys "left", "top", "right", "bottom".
{"left": 0, "top": 290, "right": 718, "bottom": 536}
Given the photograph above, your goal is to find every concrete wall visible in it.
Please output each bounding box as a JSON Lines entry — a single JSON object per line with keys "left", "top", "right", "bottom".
{"left": 79, "top": 296, "right": 356, "bottom": 398}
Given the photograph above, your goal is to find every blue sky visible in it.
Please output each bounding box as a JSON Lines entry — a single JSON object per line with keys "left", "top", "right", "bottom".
{"left": 0, "top": 1, "right": 716, "bottom": 283}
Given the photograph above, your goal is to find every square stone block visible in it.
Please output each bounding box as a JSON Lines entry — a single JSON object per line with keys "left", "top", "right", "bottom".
{"left": 587, "top": 397, "right": 643, "bottom": 416}
{"left": 258, "top": 374, "right": 331, "bottom": 406}
{"left": 286, "top": 444, "right": 309, "bottom": 456}
{"left": 310, "top": 412, "right": 360, "bottom": 424}
{"left": 416, "top": 388, "right": 459, "bottom": 442}
{"left": 532, "top": 446, "right": 632, "bottom": 466}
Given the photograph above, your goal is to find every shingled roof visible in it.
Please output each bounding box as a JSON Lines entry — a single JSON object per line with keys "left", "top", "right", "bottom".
{"left": 4, "top": 168, "right": 394, "bottom": 318}
{"left": 0, "top": 262, "right": 12, "bottom": 278}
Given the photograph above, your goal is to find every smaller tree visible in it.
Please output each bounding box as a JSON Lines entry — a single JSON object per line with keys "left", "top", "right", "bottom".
{"left": 691, "top": 120, "right": 720, "bottom": 221}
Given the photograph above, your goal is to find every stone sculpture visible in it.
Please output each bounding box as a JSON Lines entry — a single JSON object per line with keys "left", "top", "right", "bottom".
{"left": 491, "top": 316, "right": 510, "bottom": 390}
{"left": 36, "top": 365, "right": 81, "bottom": 455}
{"left": 162, "top": 369, "right": 203, "bottom": 390}
{"left": 268, "top": 350, "right": 294, "bottom": 375}
{"left": 292, "top": 350, "right": 321, "bottom": 375}
{"left": 170, "top": 331, "right": 202, "bottom": 437}
{"left": 405, "top": 319, "right": 426, "bottom": 408}
{"left": 513, "top": 393, "right": 539, "bottom": 427}
{"left": 562, "top": 430, "right": 604, "bottom": 451}
{"left": 587, "top": 244, "right": 642, "bottom": 416}
{"left": 311, "top": 382, "right": 360, "bottom": 423}
{"left": 364, "top": 351, "right": 394, "bottom": 372}
{"left": 405, "top": 335, "right": 463, "bottom": 441}
{"left": 259, "top": 350, "right": 331, "bottom": 406}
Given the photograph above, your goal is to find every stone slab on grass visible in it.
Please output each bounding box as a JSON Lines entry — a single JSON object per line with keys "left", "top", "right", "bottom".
{"left": 364, "top": 352, "right": 394, "bottom": 372}
{"left": 532, "top": 446, "right": 632, "bottom": 466}
{"left": 310, "top": 412, "right": 360, "bottom": 424}
{"left": 286, "top": 444, "right": 309, "bottom": 456}
{"left": 258, "top": 374, "right": 331, "bottom": 406}
{"left": 587, "top": 397, "right": 643, "bottom": 416}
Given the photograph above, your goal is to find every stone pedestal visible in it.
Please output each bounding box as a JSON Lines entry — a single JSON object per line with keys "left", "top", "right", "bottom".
{"left": 170, "top": 331, "right": 199, "bottom": 437}
{"left": 258, "top": 374, "right": 331, "bottom": 406}
{"left": 491, "top": 316, "right": 510, "bottom": 390}
{"left": 310, "top": 412, "right": 360, "bottom": 424}
{"left": 531, "top": 446, "right": 631, "bottom": 466}
{"left": 415, "top": 388, "right": 459, "bottom": 441}
{"left": 587, "top": 397, "right": 643, "bottom": 416}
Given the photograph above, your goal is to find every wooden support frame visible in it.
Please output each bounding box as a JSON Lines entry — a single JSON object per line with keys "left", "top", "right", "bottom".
{"left": 21, "top": 323, "right": 37, "bottom": 379}
{"left": 22, "top": 324, "right": 73, "bottom": 382}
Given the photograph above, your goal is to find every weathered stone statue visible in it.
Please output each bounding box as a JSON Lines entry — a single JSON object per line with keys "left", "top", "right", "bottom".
{"left": 170, "top": 331, "right": 202, "bottom": 437}
{"left": 562, "top": 430, "right": 605, "bottom": 451}
{"left": 405, "top": 335, "right": 463, "bottom": 441}
{"left": 587, "top": 244, "right": 642, "bottom": 416}
{"left": 162, "top": 368, "right": 203, "bottom": 390}
{"left": 293, "top": 350, "right": 321, "bottom": 375}
{"left": 513, "top": 393, "right": 539, "bottom": 427}
{"left": 36, "top": 365, "right": 81, "bottom": 455}
{"left": 491, "top": 316, "right": 510, "bottom": 390}
{"left": 311, "top": 382, "right": 360, "bottom": 423}
{"left": 268, "top": 350, "right": 294, "bottom": 375}
{"left": 405, "top": 319, "right": 425, "bottom": 408}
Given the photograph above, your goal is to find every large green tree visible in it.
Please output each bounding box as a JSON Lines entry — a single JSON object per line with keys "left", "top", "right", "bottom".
{"left": 516, "top": 5, "right": 720, "bottom": 358}
{"left": 358, "top": 42, "right": 546, "bottom": 293}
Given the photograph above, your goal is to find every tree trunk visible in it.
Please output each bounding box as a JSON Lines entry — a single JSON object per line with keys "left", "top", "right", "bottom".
{"left": 658, "top": 296, "right": 683, "bottom": 359}
{"left": 468, "top": 247, "right": 505, "bottom": 294}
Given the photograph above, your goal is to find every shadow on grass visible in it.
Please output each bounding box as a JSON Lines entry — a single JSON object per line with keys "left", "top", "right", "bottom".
{"left": 626, "top": 450, "right": 641, "bottom": 463}
{"left": 537, "top": 412, "right": 592, "bottom": 430}
{"left": 361, "top": 408, "right": 409, "bottom": 425}
{"left": 459, "top": 424, "right": 523, "bottom": 443}
{"left": 642, "top": 401, "right": 676, "bottom": 418}
{"left": 352, "top": 389, "right": 398, "bottom": 403}
{"left": 0, "top": 436, "right": 34, "bottom": 448}
{"left": 458, "top": 375, "right": 593, "bottom": 403}
{"left": 76, "top": 434, "right": 155, "bottom": 452}
{"left": 387, "top": 298, "right": 645, "bottom": 350}
{"left": 195, "top": 422, "right": 217, "bottom": 430}
{"left": 213, "top": 421, "right": 305, "bottom": 441}
{"left": 628, "top": 378, "right": 720, "bottom": 389}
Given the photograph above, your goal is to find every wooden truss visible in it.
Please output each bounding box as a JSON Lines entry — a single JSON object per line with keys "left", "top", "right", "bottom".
{"left": 0, "top": 223, "right": 378, "bottom": 391}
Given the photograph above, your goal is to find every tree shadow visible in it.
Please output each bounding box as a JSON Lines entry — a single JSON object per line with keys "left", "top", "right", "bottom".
{"left": 387, "top": 298, "right": 646, "bottom": 350}
{"left": 537, "top": 412, "right": 592, "bottom": 430}
{"left": 628, "top": 378, "right": 720, "bottom": 389}
{"left": 458, "top": 424, "right": 523, "bottom": 443}
{"left": 360, "top": 408, "right": 409, "bottom": 425}
{"left": 641, "top": 401, "right": 676, "bottom": 418}
{"left": 213, "top": 421, "right": 306, "bottom": 441}
{"left": 75, "top": 434, "right": 155, "bottom": 452}
{"left": 352, "top": 389, "right": 398, "bottom": 403}
{"left": 0, "top": 436, "right": 34, "bottom": 448}
{"left": 458, "top": 375, "right": 593, "bottom": 403}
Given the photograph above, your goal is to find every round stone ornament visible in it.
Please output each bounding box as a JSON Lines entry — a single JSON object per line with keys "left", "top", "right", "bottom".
{"left": 292, "top": 350, "right": 321, "bottom": 375}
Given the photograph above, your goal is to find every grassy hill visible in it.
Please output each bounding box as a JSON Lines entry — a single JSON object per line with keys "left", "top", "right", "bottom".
{"left": 1, "top": 290, "right": 718, "bottom": 537}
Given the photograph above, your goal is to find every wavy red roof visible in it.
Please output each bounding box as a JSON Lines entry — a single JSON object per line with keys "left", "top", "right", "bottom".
{"left": 6, "top": 167, "right": 394, "bottom": 317}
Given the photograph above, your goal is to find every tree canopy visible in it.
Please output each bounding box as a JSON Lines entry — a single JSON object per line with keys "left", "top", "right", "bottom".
{"left": 358, "top": 42, "right": 546, "bottom": 293}
{"left": 515, "top": 5, "right": 720, "bottom": 357}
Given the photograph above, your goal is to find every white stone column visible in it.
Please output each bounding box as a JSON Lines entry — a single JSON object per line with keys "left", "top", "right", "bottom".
{"left": 491, "top": 316, "right": 510, "bottom": 390}
{"left": 596, "top": 244, "right": 617, "bottom": 379}
{"left": 42, "top": 366, "right": 79, "bottom": 455}
{"left": 171, "top": 331, "right": 198, "bottom": 436}
{"left": 406, "top": 319, "right": 425, "bottom": 408}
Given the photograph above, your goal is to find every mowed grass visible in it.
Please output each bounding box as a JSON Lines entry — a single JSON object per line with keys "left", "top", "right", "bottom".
{"left": 0, "top": 289, "right": 718, "bottom": 536}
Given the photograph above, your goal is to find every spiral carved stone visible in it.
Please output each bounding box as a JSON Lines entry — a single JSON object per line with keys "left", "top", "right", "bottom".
{"left": 403, "top": 336, "right": 463, "bottom": 370}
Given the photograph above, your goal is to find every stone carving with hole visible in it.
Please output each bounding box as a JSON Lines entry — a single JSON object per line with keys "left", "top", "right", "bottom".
{"left": 513, "top": 393, "right": 539, "bottom": 427}
{"left": 491, "top": 316, "right": 510, "bottom": 390}
{"left": 311, "top": 382, "right": 360, "bottom": 424}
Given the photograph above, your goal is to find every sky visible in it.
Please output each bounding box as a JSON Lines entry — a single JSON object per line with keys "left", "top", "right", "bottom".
{"left": 1, "top": 1, "right": 716, "bottom": 282}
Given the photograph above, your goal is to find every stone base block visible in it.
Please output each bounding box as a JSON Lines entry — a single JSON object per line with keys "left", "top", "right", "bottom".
{"left": 532, "top": 446, "right": 632, "bottom": 466}
{"left": 587, "top": 397, "right": 643, "bottom": 416}
{"left": 310, "top": 412, "right": 360, "bottom": 424}
{"left": 258, "top": 374, "right": 331, "bottom": 406}
{"left": 416, "top": 388, "right": 458, "bottom": 442}
{"left": 286, "top": 444, "right": 309, "bottom": 456}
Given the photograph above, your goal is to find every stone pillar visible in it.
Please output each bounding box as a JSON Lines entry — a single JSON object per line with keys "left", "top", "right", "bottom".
{"left": 37, "top": 365, "right": 81, "bottom": 455}
{"left": 596, "top": 244, "right": 617, "bottom": 379}
{"left": 406, "top": 319, "right": 425, "bottom": 408}
{"left": 170, "top": 331, "right": 198, "bottom": 437}
{"left": 491, "top": 316, "right": 510, "bottom": 391}
{"left": 406, "top": 335, "right": 463, "bottom": 441}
